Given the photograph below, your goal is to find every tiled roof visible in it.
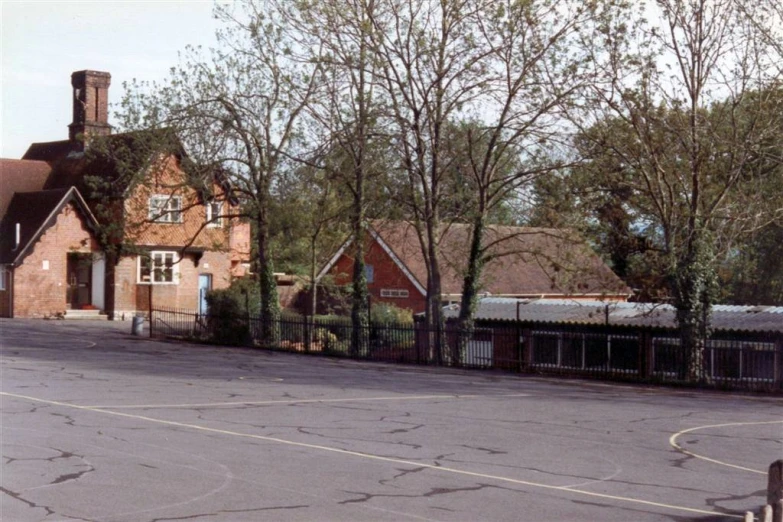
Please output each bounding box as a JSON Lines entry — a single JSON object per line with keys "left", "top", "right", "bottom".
{"left": 370, "top": 221, "right": 631, "bottom": 298}
{"left": 22, "top": 140, "right": 81, "bottom": 163}
{"left": 0, "top": 159, "right": 53, "bottom": 220}
{"left": 442, "top": 297, "right": 783, "bottom": 333}
{"left": 21, "top": 130, "right": 185, "bottom": 197}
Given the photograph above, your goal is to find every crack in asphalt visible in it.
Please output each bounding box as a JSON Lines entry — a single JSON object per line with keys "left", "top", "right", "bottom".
{"left": 339, "top": 483, "right": 500, "bottom": 505}
{"left": 0, "top": 486, "right": 56, "bottom": 517}
{"left": 149, "top": 505, "right": 310, "bottom": 522}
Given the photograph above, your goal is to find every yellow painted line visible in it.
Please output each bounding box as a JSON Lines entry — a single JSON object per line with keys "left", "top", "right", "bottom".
{"left": 87, "top": 393, "right": 531, "bottom": 409}
{"left": 669, "top": 420, "right": 783, "bottom": 475}
{"left": 1, "top": 392, "right": 742, "bottom": 519}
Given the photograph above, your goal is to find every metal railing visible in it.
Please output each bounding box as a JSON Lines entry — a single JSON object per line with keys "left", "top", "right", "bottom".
{"left": 149, "top": 308, "right": 783, "bottom": 391}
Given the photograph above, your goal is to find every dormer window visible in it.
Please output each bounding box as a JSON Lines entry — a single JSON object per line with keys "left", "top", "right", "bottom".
{"left": 205, "top": 200, "right": 223, "bottom": 228}
{"left": 149, "top": 195, "right": 182, "bottom": 223}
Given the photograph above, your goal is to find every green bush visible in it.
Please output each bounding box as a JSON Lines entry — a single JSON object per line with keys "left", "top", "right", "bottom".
{"left": 371, "top": 302, "right": 413, "bottom": 324}
{"left": 220, "top": 277, "right": 260, "bottom": 317}
{"left": 314, "top": 327, "right": 338, "bottom": 351}
{"left": 370, "top": 303, "right": 415, "bottom": 350}
{"left": 205, "top": 288, "right": 252, "bottom": 346}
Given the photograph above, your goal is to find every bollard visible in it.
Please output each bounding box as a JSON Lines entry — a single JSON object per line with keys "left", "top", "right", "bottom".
{"left": 770, "top": 460, "right": 783, "bottom": 522}
{"left": 131, "top": 314, "right": 145, "bottom": 336}
{"left": 762, "top": 504, "right": 773, "bottom": 522}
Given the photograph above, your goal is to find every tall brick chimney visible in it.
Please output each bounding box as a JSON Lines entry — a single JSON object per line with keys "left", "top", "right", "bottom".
{"left": 68, "top": 70, "right": 111, "bottom": 142}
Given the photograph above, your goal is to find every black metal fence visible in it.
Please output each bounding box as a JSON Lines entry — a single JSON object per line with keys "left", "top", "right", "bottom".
{"left": 149, "top": 308, "right": 783, "bottom": 392}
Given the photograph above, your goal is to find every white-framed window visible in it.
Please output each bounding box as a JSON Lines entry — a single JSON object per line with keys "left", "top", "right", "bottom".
{"left": 148, "top": 195, "right": 182, "bottom": 223}
{"left": 380, "top": 288, "right": 409, "bottom": 298}
{"left": 138, "top": 251, "right": 179, "bottom": 284}
{"left": 205, "top": 200, "right": 223, "bottom": 228}
{"left": 0, "top": 266, "right": 6, "bottom": 291}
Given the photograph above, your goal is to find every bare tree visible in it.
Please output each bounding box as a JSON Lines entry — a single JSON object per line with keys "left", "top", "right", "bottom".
{"left": 287, "top": 0, "right": 391, "bottom": 356}
{"left": 453, "top": 0, "right": 617, "bottom": 360}
{"left": 361, "top": 0, "right": 496, "bottom": 361}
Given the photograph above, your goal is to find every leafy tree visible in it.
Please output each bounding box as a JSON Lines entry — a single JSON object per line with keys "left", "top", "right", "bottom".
{"left": 289, "top": 0, "right": 391, "bottom": 356}
{"left": 575, "top": 0, "right": 783, "bottom": 380}
{"left": 116, "top": 0, "right": 322, "bottom": 343}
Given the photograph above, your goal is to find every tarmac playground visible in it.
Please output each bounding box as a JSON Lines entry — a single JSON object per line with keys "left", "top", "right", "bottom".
{"left": 1, "top": 318, "right": 781, "bottom": 521}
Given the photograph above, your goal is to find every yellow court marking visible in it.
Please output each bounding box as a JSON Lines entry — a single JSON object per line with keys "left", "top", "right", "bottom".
{"left": 669, "top": 420, "right": 783, "bottom": 475}
{"left": 87, "top": 393, "right": 531, "bottom": 409}
{"left": 1, "top": 392, "right": 743, "bottom": 519}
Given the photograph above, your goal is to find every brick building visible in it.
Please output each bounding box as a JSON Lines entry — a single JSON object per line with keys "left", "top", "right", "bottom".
{"left": 0, "top": 70, "right": 250, "bottom": 319}
{"left": 318, "top": 221, "right": 631, "bottom": 314}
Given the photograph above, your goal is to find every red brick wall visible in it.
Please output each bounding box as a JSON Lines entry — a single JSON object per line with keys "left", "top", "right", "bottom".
{"left": 104, "top": 153, "right": 244, "bottom": 318}
{"left": 112, "top": 250, "right": 233, "bottom": 318}
{"left": 331, "top": 238, "right": 425, "bottom": 313}
{"left": 11, "top": 203, "right": 98, "bottom": 318}
{"left": 123, "top": 155, "right": 236, "bottom": 251}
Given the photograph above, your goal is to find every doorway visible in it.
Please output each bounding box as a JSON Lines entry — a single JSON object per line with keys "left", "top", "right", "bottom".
{"left": 67, "top": 253, "right": 92, "bottom": 309}
{"left": 198, "top": 274, "right": 212, "bottom": 316}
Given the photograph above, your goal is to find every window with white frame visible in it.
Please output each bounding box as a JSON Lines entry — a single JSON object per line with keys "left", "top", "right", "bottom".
{"left": 0, "top": 267, "right": 6, "bottom": 291}
{"left": 148, "top": 195, "right": 182, "bottom": 223}
{"left": 205, "top": 200, "right": 223, "bottom": 228}
{"left": 138, "top": 251, "right": 179, "bottom": 284}
{"left": 380, "top": 288, "right": 409, "bottom": 298}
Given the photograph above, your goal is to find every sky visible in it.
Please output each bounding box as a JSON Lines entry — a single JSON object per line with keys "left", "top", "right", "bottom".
{"left": 1, "top": 1, "right": 221, "bottom": 159}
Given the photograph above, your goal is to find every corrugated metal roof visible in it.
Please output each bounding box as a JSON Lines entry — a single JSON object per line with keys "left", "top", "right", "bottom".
{"left": 443, "top": 298, "right": 783, "bottom": 333}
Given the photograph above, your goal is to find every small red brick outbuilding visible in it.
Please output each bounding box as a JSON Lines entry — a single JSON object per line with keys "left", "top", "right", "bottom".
{"left": 318, "top": 221, "right": 631, "bottom": 314}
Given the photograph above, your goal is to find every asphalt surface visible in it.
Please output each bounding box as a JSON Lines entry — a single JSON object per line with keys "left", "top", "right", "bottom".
{"left": 1, "top": 318, "right": 781, "bottom": 522}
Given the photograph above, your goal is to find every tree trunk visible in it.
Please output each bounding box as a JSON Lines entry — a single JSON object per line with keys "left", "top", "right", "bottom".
{"left": 257, "top": 208, "right": 281, "bottom": 346}
{"left": 457, "top": 216, "right": 485, "bottom": 365}
{"left": 306, "top": 235, "right": 318, "bottom": 352}
{"left": 671, "top": 230, "right": 715, "bottom": 382}
{"left": 350, "top": 225, "right": 370, "bottom": 357}
{"left": 424, "top": 218, "right": 445, "bottom": 364}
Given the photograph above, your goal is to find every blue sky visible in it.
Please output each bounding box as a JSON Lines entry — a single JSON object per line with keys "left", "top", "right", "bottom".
{"left": 1, "top": 1, "right": 220, "bottom": 159}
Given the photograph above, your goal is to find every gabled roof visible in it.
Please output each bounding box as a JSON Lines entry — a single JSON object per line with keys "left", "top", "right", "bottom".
{"left": 443, "top": 297, "right": 783, "bottom": 333}
{"left": 349, "top": 221, "right": 630, "bottom": 298}
{"left": 0, "top": 187, "right": 100, "bottom": 265}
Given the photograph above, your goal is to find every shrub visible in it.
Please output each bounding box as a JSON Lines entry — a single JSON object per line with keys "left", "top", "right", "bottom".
{"left": 371, "top": 302, "right": 413, "bottom": 324}
{"left": 314, "top": 327, "right": 338, "bottom": 352}
{"left": 205, "top": 288, "right": 252, "bottom": 346}
{"left": 370, "top": 303, "right": 415, "bottom": 351}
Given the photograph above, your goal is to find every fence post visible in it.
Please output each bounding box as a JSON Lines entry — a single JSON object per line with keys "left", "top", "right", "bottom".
{"left": 776, "top": 335, "right": 783, "bottom": 391}
{"left": 639, "top": 330, "right": 653, "bottom": 379}
{"left": 520, "top": 329, "right": 532, "bottom": 371}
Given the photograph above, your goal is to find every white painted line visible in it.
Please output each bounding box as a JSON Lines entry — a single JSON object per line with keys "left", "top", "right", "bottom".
{"left": 669, "top": 420, "right": 783, "bottom": 475}
{"left": 1, "top": 391, "right": 743, "bottom": 519}
{"left": 86, "top": 393, "right": 531, "bottom": 409}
